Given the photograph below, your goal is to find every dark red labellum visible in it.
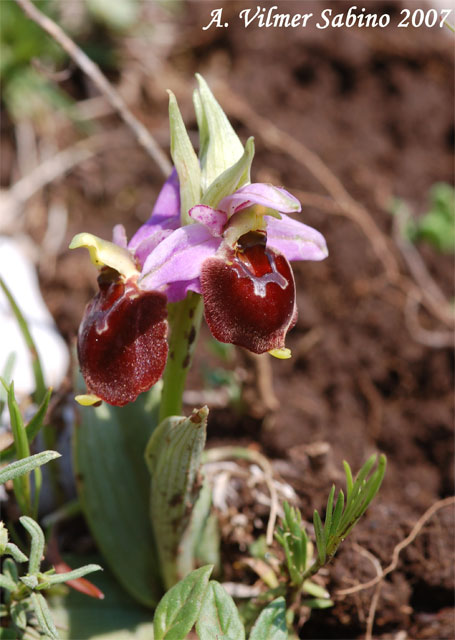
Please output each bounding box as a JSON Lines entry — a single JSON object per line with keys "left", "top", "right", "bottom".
{"left": 201, "top": 231, "right": 297, "bottom": 354}
{"left": 77, "top": 268, "right": 168, "bottom": 406}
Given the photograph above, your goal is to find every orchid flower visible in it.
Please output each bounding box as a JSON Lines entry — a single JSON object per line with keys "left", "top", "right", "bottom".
{"left": 71, "top": 76, "right": 328, "bottom": 407}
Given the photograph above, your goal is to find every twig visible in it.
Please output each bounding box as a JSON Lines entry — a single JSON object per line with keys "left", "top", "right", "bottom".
{"left": 351, "top": 544, "right": 383, "bottom": 640}
{"left": 203, "top": 446, "right": 279, "bottom": 545}
{"left": 15, "top": 0, "right": 171, "bottom": 178}
{"left": 336, "top": 496, "right": 455, "bottom": 597}
{"left": 1, "top": 130, "right": 130, "bottom": 233}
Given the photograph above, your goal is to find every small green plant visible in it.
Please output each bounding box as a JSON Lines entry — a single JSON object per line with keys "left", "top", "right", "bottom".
{"left": 144, "top": 454, "right": 386, "bottom": 639}
{"left": 0, "top": 381, "right": 101, "bottom": 639}
{"left": 391, "top": 182, "right": 455, "bottom": 254}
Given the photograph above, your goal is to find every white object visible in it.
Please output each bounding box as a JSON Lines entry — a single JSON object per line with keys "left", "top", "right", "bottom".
{"left": 0, "top": 236, "right": 69, "bottom": 396}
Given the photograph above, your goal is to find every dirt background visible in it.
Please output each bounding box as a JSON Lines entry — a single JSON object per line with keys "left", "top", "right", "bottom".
{"left": 2, "top": 1, "right": 454, "bottom": 638}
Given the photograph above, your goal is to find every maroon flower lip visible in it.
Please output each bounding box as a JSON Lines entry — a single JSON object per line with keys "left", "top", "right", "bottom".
{"left": 201, "top": 231, "right": 297, "bottom": 354}
{"left": 77, "top": 268, "right": 168, "bottom": 406}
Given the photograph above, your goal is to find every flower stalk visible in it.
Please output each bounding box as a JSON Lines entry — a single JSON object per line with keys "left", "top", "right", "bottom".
{"left": 159, "top": 292, "right": 204, "bottom": 422}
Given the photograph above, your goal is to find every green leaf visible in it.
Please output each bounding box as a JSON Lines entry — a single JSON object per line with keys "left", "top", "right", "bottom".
{"left": 74, "top": 384, "right": 162, "bottom": 607}
{"left": 343, "top": 461, "right": 353, "bottom": 500}
{"left": 146, "top": 407, "right": 208, "bottom": 589}
{"left": 202, "top": 136, "right": 254, "bottom": 209}
{"left": 0, "top": 277, "right": 46, "bottom": 403}
{"left": 329, "top": 490, "right": 344, "bottom": 537}
{"left": 153, "top": 564, "right": 213, "bottom": 640}
{"left": 2, "top": 557, "right": 18, "bottom": 585}
{"left": 5, "top": 542, "right": 28, "bottom": 563}
{"left": 178, "top": 474, "right": 213, "bottom": 576}
{"left": 195, "top": 74, "right": 245, "bottom": 192}
{"left": 249, "top": 597, "right": 288, "bottom": 640}
{"left": 30, "top": 592, "right": 59, "bottom": 640}
{"left": 0, "top": 450, "right": 60, "bottom": 485}
{"left": 0, "top": 352, "right": 15, "bottom": 417}
{"left": 0, "top": 574, "right": 17, "bottom": 591}
{"left": 37, "top": 564, "right": 102, "bottom": 588}
{"left": 10, "top": 601, "right": 27, "bottom": 630}
{"left": 47, "top": 553, "right": 156, "bottom": 640}
{"left": 168, "top": 90, "right": 201, "bottom": 225}
{"left": 323, "top": 485, "right": 335, "bottom": 543}
{"left": 313, "top": 510, "right": 326, "bottom": 565}
{"left": 20, "top": 516, "right": 44, "bottom": 575}
{"left": 197, "top": 580, "right": 245, "bottom": 640}
{"left": 301, "top": 597, "right": 334, "bottom": 609}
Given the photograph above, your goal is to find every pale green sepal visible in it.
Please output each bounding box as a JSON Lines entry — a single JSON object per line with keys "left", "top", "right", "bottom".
{"left": 195, "top": 74, "right": 245, "bottom": 192}
{"left": 202, "top": 136, "right": 254, "bottom": 209}
{"left": 145, "top": 407, "right": 208, "bottom": 589}
{"left": 69, "top": 233, "right": 138, "bottom": 279}
{"left": 168, "top": 90, "right": 201, "bottom": 225}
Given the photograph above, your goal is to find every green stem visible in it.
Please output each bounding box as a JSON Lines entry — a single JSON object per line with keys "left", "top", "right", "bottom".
{"left": 158, "top": 293, "right": 204, "bottom": 422}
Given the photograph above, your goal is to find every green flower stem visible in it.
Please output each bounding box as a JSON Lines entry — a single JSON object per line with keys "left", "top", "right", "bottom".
{"left": 159, "top": 293, "right": 204, "bottom": 422}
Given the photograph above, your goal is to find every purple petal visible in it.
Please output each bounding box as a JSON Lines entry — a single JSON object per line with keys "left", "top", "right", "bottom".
{"left": 132, "top": 225, "right": 176, "bottom": 269}
{"left": 166, "top": 278, "right": 201, "bottom": 303}
{"left": 139, "top": 224, "right": 221, "bottom": 294}
{"left": 189, "top": 205, "right": 227, "bottom": 236}
{"left": 128, "top": 169, "right": 180, "bottom": 255}
{"left": 112, "top": 224, "right": 128, "bottom": 248}
{"left": 219, "top": 183, "right": 301, "bottom": 217}
{"left": 265, "top": 214, "right": 328, "bottom": 262}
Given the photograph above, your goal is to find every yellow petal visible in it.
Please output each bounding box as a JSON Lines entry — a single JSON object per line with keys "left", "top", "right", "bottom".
{"left": 268, "top": 347, "right": 292, "bottom": 359}
{"left": 69, "top": 233, "right": 138, "bottom": 279}
{"left": 75, "top": 394, "right": 102, "bottom": 407}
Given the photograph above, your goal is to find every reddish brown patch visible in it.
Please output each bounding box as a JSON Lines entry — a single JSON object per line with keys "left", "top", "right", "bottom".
{"left": 77, "top": 268, "right": 168, "bottom": 406}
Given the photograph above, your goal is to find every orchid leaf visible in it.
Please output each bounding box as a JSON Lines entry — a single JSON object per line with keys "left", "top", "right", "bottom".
{"left": 145, "top": 407, "right": 208, "bottom": 589}
{"left": 74, "top": 383, "right": 162, "bottom": 607}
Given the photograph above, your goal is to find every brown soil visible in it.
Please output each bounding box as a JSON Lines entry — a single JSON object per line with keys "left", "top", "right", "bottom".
{"left": 5, "top": 1, "right": 454, "bottom": 638}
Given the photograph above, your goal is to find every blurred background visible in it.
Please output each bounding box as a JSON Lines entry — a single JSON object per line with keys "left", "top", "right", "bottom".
{"left": 1, "top": 1, "right": 454, "bottom": 638}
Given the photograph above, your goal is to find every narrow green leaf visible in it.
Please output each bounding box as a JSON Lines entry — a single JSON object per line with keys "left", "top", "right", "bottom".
{"left": 2, "top": 558, "right": 18, "bottom": 584}
{"left": 313, "top": 510, "right": 326, "bottom": 565}
{"left": 5, "top": 542, "right": 28, "bottom": 563}
{"left": 0, "top": 388, "right": 52, "bottom": 463}
{"left": 146, "top": 407, "right": 208, "bottom": 589}
{"left": 249, "top": 597, "right": 288, "bottom": 640}
{"left": 168, "top": 90, "right": 201, "bottom": 225}
{"left": 196, "top": 580, "right": 245, "bottom": 640}
{"left": 0, "top": 574, "right": 17, "bottom": 591}
{"left": 195, "top": 74, "right": 244, "bottom": 192}
{"left": 302, "top": 580, "right": 330, "bottom": 599}
{"left": 350, "top": 454, "right": 377, "bottom": 500}
{"left": 0, "top": 451, "right": 60, "bottom": 485}
{"left": 153, "top": 564, "right": 213, "bottom": 640}
{"left": 10, "top": 601, "right": 27, "bottom": 630}
{"left": 323, "top": 485, "right": 335, "bottom": 543}
{"left": 0, "top": 352, "right": 16, "bottom": 417}
{"left": 201, "top": 136, "right": 254, "bottom": 208}
{"left": 20, "top": 574, "right": 38, "bottom": 589}
{"left": 30, "top": 592, "right": 59, "bottom": 640}
{"left": 301, "top": 598, "right": 334, "bottom": 609}
{"left": 0, "top": 277, "right": 46, "bottom": 403}
{"left": 330, "top": 490, "right": 344, "bottom": 537}
{"left": 37, "top": 563, "right": 102, "bottom": 588}
{"left": 20, "top": 516, "right": 45, "bottom": 575}
{"left": 343, "top": 461, "right": 354, "bottom": 501}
